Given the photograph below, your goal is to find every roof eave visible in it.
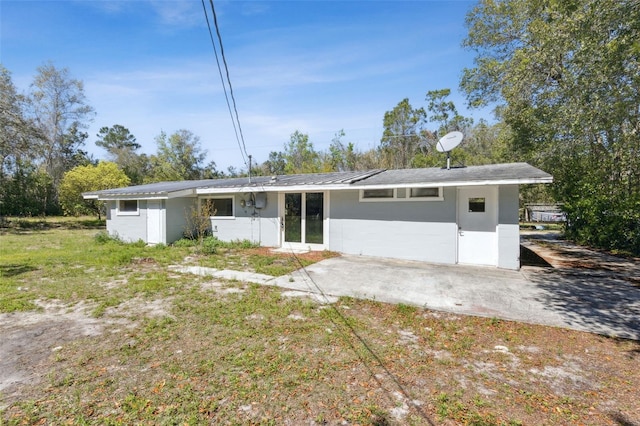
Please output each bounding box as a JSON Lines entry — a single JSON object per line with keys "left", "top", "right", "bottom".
{"left": 197, "top": 183, "right": 354, "bottom": 194}
{"left": 82, "top": 188, "right": 198, "bottom": 201}
{"left": 195, "top": 176, "right": 552, "bottom": 194}
{"left": 353, "top": 177, "right": 552, "bottom": 190}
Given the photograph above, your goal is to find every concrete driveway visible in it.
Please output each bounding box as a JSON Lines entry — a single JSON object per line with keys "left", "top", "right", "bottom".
{"left": 270, "top": 234, "right": 640, "bottom": 340}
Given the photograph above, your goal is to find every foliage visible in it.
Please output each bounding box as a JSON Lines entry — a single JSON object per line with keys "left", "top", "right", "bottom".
{"left": 28, "top": 62, "right": 95, "bottom": 189}
{"left": 95, "top": 124, "right": 147, "bottom": 184}
{"left": 147, "top": 129, "right": 217, "bottom": 182}
{"left": 326, "top": 130, "right": 358, "bottom": 172}
{"left": 1, "top": 63, "right": 94, "bottom": 217}
{"left": 1, "top": 161, "right": 58, "bottom": 216}
{"left": 182, "top": 200, "right": 216, "bottom": 251}
{"left": 261, "top": 150, "right": 287, "bottom": 175}
{"left": 426, "top": 88, "right": 473, "bottom": 135}
{"left": 0, "top": 67, "right": 43, "bottom": 217}
{"left": 283, "top": 131, "right": 321, "bottom": 174}
{"left": 0, "top": 66, "right": 36, "bottom": 182}
{"left": 59, "top": 162, "right": 130, "bottom": 219}
{"left": 462, "top": 0, "right": 640, "bottom": 253}
{"left": 379, "top": 98, "right": 427, "bottom": 169}
{"left": 93, "top": 230, "right": 117, "bottom": 244}
{"left": 96, "top": 124, "right": 140, "bottom": 152}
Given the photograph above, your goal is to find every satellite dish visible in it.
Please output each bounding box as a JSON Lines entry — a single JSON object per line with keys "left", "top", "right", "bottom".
{"left": 436, "top": 131, "right": 463, "bottom": 152}
{"left": 436, "top": 131, "right": 464, "bottom": 170}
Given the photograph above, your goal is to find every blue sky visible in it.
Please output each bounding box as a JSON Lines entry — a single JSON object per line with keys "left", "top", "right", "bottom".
{"left": 1, "top": 0, "right": 489, "bottom": 172}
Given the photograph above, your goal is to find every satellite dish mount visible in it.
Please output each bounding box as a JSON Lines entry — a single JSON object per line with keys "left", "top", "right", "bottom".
{"left": 436, "top": 131, "right": 464, "bottom": 170}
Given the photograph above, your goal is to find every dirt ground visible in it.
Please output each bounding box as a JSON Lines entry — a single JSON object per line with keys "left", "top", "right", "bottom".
{"left": 0, "top": 298, "right": 170, "bottom": 408}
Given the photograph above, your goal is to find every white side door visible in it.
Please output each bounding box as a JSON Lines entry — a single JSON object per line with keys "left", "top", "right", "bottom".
{"left": 457, "top": 186, "right": 498, "bottom": 266}
{"left": 146, "top": 200, "right": 162, "bottom": 244}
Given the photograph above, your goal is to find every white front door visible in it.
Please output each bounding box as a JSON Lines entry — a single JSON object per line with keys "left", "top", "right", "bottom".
{"left": 146, "top": 200, "right": 162, "bottom": 244}
{"left": 457, "top": 186, "right": 498, "bottom": 266}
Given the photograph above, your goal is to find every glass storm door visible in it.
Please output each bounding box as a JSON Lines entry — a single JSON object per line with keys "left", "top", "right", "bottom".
{"left": 304, "top": 192, "right": 324, "bottom": 244}
{"left": 283, "top": 192, "right": 324, "bottom": 246}
{"left": 284, "top": 193, "right": 302, "bottom": 243}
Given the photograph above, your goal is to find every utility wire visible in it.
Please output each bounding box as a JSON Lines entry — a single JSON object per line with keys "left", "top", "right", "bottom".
{"left": 201, "top": 0, "right": 248, "bottom": 168}
{"left": 209, "top": 0, "right": 251, "bottom": 165}
{"left": 285, "top": 247, "right": 435, "bottom": 425}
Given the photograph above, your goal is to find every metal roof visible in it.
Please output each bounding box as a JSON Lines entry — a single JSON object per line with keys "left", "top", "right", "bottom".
{"left": 82, "top": 179, "right": 220, "bottom": 198}
{"left": 83, "top": 163, "right": 551, "bottom": 199}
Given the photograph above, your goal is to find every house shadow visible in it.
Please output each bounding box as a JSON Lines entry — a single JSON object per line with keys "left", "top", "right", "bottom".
{"left": 0, "top": 264, "right": 37, "bottom": 278}
{"left": 520, "top": 245, "right": 553, "bottom": 268}
{"left": 524, "top": 265, "right": 640, "bottom": 341}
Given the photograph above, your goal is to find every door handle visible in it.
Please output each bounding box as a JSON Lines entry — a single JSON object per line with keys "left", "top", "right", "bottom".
{"left": 458, "top": 226, "right": 464, "bottom": 236}
{"left": 281, "top": 217, "right": 284, "bottom": 230}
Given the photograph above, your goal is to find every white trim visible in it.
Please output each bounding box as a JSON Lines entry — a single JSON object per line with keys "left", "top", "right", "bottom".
{"left": 358, "top": 187, "right": 444, "bottom": 202}
{"left": 200, "top": 196, "right": 235, "bottom": 219}
{"left": 196, "top": 177, "right": 553, "bottom": 196}
{"left": 99, "top": 194, "right": 169, "bottom": 201}
{"left": 358, "top": 188, "right": 397, "bottom": 202}
{"left": 84, "top": 190, "right": 196, "bottom": 201}
{"left": 279, "top": 191, "right": 328, "bottom": 250}
{"left": 405, "top": 186, "right": 444, "bottom": 201}
{"left": 167, "top": 189, "right": 197, "bottom": 199}
{"left": 116, "top": 199, "right": 139, "bottom": 216}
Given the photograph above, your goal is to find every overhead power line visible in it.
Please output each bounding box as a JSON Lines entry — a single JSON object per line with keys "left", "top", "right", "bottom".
{"left": 201, "top": 0, "right": 250, "bottom": 168}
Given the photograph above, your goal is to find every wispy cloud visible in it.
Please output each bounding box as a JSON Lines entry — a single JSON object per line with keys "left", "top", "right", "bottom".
{"left": 149, "top": 0, "right": 202, "bottom": 27}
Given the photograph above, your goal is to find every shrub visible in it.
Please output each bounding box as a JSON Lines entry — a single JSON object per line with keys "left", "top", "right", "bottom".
{"left": 233, "top": 239, "right": 258, "bottom": 249}
{"left": 201, "top": 236, "right": 220, "bottom": 254}
{"left": 94, "top": 231, "right": 117, "bottom": 244}
{"left": 173, "top": 238, "right": 197, "bottom": 248}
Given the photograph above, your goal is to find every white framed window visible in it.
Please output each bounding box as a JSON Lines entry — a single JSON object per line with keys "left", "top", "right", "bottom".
{"left": 117, "top": 199, "right": 139, "bottom": 216}
{"left": 359, "top": 188, "right": 397, "bottom": 202}
{"left": 407, "top": 186, "right": 443, "bottom": 201}
{"left": 201, "top": 197, "right": 234, "bottom": 219}
{"left": 359, "top": 187, "right": 444, "bottom": 202}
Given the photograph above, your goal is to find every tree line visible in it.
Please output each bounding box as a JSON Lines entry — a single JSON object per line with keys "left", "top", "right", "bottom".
{"left": 0, "top": 62, "right": 505, "bottom": 219}
{"left": 0, "top": 63, "right": 219, "bottom": 218}
{"left": 462, "top": 0, "right": 639, "bottom": 254}
{"left": 1, "top": 0, "right": 638, "bottom": 254}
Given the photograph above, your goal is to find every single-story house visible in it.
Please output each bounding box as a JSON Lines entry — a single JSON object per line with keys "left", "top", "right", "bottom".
{"left": 83, "top": 162, "right": 552, "bottom": 270}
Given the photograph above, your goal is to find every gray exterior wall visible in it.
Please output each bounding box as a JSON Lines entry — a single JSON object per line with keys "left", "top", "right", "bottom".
{"left": 106, "top": 200, "right": 147, "bottom": 243}
{"left": 328, "top": 187, "right": 458, "bottom": 264}
{"left": 166, "top": 197, "right": 197, "bottom": 244}
{"left": 497, "top": 185, "right": 520, "bottom": 269}
{"left": 103, "top": 184, "right": 522, "bottom": 269}
{"left": 209, "top": 192, "right": 279, "bottom": 247}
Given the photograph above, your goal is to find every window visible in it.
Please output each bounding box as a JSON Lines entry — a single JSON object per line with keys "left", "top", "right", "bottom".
{"left": 468, "top": 197, "right": 486, "bottom": 212}
{"left": 409, "top": 187, "right": 442, "bottom": 200}
{"left": 359, "top": 188, "right": 395, "bottom": 201}
{"left": 202, "top": 197, "right": 234, "bottom": 218}
{"left": 359, "top": 187, "right": 444, "bottom": 202}
{"left": 117, "top": 199, "right": 139, "bottom": 215}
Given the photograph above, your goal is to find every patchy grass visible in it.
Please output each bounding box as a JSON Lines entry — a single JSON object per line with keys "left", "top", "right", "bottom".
{"left": 519, "top": 222, "right": 565, "bottom": 231}
{"left": 1, "top": 218, "right": 639, "bottom": 425}
{"left": 1, "top": 215, "right": 105, "bottom": 232}
{"left": 194, "top": 245, "right": 339, "bottom": 276}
